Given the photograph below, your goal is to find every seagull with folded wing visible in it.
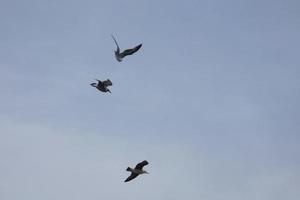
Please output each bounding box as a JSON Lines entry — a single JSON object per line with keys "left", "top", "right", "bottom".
{"left": 90, "top": 79, "right": 112, "bottom": 93}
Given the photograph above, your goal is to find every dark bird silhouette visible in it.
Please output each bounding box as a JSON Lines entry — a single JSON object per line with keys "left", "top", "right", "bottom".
{"left": 90, "top": 79, "right": 112, "bottom": 93}
{"left": 111, "top": 35, "right": 142, "bottom": 62}
{"left": 124, "top": 160, "right": 149, "bottom": 182}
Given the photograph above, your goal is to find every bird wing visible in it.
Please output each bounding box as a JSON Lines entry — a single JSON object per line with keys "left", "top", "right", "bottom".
{"left": 135, "top": 160, "right": 148, "bottom": 170}
{"left": 102, "top": 79, "right": 112, "bottom": 86}
{"left": 111, "top": 34, "right": 120, "bottom": 53}
{"left": 120, "top": 44, "right": 142, "bottom": 57}
{"left": 95, "top": 79, "right": 102, "bottom": 86}
{"left": 124, "top": 173, "right": 139, "bottom": 182}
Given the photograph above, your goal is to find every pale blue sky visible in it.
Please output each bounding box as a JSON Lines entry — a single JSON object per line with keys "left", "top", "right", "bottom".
{"left": 0, "top": 0, "right": 300, "bottom": 200}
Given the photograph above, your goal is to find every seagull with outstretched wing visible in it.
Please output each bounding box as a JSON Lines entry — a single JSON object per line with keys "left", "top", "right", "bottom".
{"left": 111, "top": 35, "right": 142, "bottom": 62}
{"left": 124, "top": 160, "right": 149, "bottom": 182}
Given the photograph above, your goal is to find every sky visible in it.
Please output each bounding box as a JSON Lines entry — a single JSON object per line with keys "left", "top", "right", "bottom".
{"left": 0, "top": 0, "right": 300, "bottom": 199}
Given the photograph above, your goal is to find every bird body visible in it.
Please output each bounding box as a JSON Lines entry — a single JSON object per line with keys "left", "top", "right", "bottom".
{"left": 90, "top": 79, "right": 112, "bottom": 93}
{"left": 124, "top": 160, "right": 149, "bottom": 182}
{"left": 111, "top": 35, "right": 142, "bottom": 62}
{"left": 126, "top": 167, "right": 148, "bottom": 175}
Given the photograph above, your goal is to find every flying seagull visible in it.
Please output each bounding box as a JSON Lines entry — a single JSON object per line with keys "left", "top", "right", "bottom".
{"left": 124, "top": 160, "right": 149, "bottom": 182}
{"left": 90, "top": 79, "right": 112, "bottom": 93}
{"left": 111, "top": 34, "right": 142, "bottom": 62}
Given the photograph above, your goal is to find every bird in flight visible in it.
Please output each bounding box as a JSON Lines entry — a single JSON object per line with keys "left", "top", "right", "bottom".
{"left": 90, "top": 79, "right": 112, "bottom": 93}
{"left": 111, "top": 34, "right": 142, "bottom": 62}
{"left": 124, "top": 160, "right": 149, "bottom": 182}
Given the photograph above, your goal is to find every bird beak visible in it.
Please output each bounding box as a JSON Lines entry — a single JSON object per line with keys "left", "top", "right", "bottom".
{"left": 108, "top": 90, "right": 111, "bottom": 93}
{"left": 145, "top": 171, "right": 149, "bottom": 174}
